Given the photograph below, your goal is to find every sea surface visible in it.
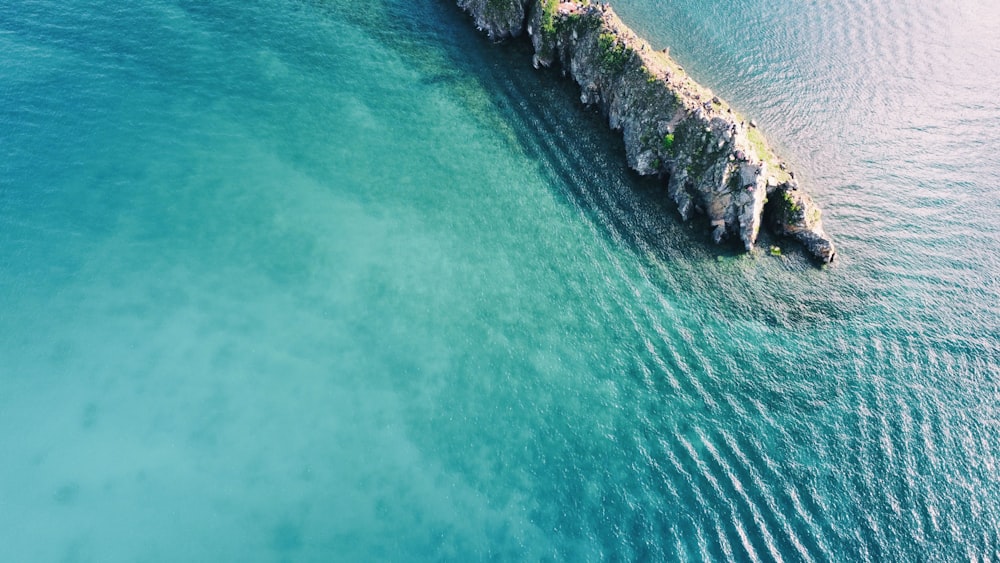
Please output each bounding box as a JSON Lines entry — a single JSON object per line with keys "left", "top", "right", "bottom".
{"left": 1, "top": 0, "right": 998, "bottom": 560}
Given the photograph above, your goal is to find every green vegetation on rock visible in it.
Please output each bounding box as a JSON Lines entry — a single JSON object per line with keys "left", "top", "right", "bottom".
{"left": 597, "top": 32, "right": 629, "bottom": 73}
{"left": 640, "top": 65, "right": 658, "bottom": 84}
{"left": 746, "top": 126, "right": 791, "bottom": 183}
{"left": 662, "top": 133, "right": 675, "bottom": 155}
{"left": 746, "top": 127, "right": 769, "bottom": 162}
{"left": 783, "top": 191, "right": 801, "bottom": 214}
{"left": 541, "top": 0, "right": 558, "bottom": 35}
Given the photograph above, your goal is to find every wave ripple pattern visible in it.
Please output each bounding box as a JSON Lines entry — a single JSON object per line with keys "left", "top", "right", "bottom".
{"left": 0, "top": 0, "right": 997, "bottom": 561}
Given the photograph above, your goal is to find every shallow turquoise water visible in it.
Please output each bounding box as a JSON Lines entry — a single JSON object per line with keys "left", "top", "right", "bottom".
{"left": 1, "top": 0, "right": 997, "bottom": 560}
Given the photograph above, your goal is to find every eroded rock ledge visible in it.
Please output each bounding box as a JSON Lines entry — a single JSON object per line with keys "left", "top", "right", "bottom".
{"left": 458, "top": 0, "right": 836, "bottom": 263}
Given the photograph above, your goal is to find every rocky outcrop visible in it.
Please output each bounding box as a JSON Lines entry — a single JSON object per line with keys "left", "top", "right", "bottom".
{"left": 456, "top": 0, "right": 531, "bottom": 40}
{"left": 768, "top": 181, "right": 836, "bottom": 263}
{"left": 459, "top": 0, "right": 835, "bottom": 263}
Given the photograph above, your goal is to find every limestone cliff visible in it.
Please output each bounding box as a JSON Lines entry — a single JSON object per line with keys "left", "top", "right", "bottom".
{"left": 459, "top": 0, "right": 836, "bottom": 263}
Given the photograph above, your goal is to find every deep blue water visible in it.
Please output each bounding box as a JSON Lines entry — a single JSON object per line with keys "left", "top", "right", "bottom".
{"left": 1, "top": 0, "right": 998, "bottom": 560}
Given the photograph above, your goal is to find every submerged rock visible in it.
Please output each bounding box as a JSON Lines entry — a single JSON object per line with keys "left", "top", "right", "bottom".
{"left": 457, "top": 0, "right": 836, "bottom": 263}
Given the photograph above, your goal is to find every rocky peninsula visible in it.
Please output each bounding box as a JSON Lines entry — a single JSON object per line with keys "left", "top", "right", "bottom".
{"left": 456, "top": 0, "right": 836, "bottom": 263}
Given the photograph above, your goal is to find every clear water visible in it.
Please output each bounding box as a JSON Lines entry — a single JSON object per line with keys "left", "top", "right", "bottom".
{"left": 1, "top": 0, "right": 997, "bottom": 560}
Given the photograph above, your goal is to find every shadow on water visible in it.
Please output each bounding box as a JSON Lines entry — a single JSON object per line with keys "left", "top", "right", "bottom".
{"left": 226, "top": 0, "right": 884, "bottom": 340}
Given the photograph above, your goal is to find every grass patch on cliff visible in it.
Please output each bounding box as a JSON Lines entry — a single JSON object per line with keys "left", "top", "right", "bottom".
{"left": 662, "top": 133, "right": 676, "bottom": 155}
{"left": 541, "top": 0, "right": 558, "bottom": 34}
{"left": 640, "top": 65, "right": 658, "bottom": 84}
{"left": 598, "top": 32, "right": 629, "bottom": 73}
{"left": 746, "top": 127, "right": 770, "bottom": 161}
{"left": 746, "top": 126, "right": 791, "bottom": 183}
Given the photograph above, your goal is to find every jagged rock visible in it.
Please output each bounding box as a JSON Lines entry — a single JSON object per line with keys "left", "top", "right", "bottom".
{"left": 457, "top": 0, "right": 531, "bottom": 40}
{"left": 768, "top": 184, "right": 836, "bottom": 263}
{"left": 457, "top": 0, "right": 836, "bottom": 263}
{"left": 580, "top": 83, "right": 600, "bottom": 105}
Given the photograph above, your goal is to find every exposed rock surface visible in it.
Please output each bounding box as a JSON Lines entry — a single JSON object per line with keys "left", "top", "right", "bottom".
{"left": 768, "top": 182, "right": 836, "bottom": 263}
{"left": 457, "top": 0, "right": 531, "bottom": 40}
{"left": 458, "top": 0, "right": 836, "bottom": 263}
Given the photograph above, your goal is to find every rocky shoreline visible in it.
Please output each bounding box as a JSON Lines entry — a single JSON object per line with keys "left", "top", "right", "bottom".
{"left": 456, "top": 0, "right": 836, "bottom": 263}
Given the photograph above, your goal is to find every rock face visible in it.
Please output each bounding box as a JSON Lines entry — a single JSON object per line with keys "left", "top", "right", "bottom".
{"left": 768, "top": 182, "right": 837, "bottom": 263}
{"left": 459, "top": 0, "right": 836, "bottom": 263}
{"left": 456, "top": 0, "right": 531, "bottom": 40}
